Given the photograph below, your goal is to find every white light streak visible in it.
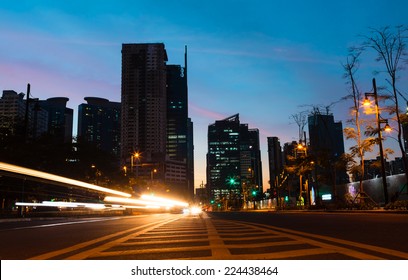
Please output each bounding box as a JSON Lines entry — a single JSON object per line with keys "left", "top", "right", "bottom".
{"left": 104, "top": 196, "right": 174, "bottom": 207}
{"left": 104, "top": 196, "right": 149, "bottom": 205}
{"left": 104, "top": 195, "right": 189, "bottom": 209}
{"left": 15, "top": 201, "right": 125, "bottom": 210}
{"left": 140, "top": 194, "right": 189, "bottom": 207}
{"left": 0, "top": 162, "right": 131, "bottom": 197}
{"left": 190, "top": 206, "right": 202, "bottom": 215}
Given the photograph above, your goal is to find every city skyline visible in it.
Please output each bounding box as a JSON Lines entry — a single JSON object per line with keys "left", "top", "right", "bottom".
{"left": 1, "top": 1, "right": 408, "bottom": 190}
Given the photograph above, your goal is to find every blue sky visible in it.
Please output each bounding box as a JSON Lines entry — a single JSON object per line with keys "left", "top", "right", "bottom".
{"left": 1, "top": 0, "right": 407, "bottom": 190}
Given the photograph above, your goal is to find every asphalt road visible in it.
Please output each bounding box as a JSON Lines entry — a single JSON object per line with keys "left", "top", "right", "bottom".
{"left": 209, "top": 211, "right": 408, "bottom": 254}
{"left": 0, "top": 211, "right": 407, "bottom": 260}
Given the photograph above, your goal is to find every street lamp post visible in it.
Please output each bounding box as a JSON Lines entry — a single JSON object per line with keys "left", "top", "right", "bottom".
{"left": 150, "top": 168, "right": 157, "bottom": 181}
{"left": 296, "top": 142, "right": 307, "bottom": 207}
{"left": 91, "top": 164, "right": 101, "bottom": 185}
{"left": 364, "top": 78, "right": 389, "bottom": 205}
{"left": 246, "top": 168, "right": 254, "bottom": 209}
{"left": 149, "top": 168, "right": 157, "bottom": 192}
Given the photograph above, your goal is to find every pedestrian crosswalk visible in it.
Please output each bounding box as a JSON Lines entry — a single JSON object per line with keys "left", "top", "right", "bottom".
{"left": 30, "top": 212, "right": 408, "bottom": 260}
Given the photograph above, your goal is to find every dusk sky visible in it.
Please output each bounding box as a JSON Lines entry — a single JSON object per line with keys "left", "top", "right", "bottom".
{"left": 1, "top": 0, "right": 407, "bottom": 190}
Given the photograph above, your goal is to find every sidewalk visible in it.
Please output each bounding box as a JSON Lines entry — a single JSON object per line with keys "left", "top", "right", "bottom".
{"left": 235, "top": 207, "right": 408, "bottom": 214}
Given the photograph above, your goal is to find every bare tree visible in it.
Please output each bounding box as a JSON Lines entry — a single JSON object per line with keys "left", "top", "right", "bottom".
{"left": 290, "top": 111, "right": 307, "bottom": 143}
{"left": 342, "top": 51, "right": 370, "bottom": 198}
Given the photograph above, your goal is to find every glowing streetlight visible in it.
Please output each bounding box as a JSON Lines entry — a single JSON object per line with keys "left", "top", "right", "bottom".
{"left": 383, "top": 122, "right": 392, "bottom": 132}
{"left": 363, "top": 96, "right": 372, "bottom": 107}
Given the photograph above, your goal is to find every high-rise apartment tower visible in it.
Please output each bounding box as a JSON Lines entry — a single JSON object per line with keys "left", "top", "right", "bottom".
{"left": 121, "top": 43, "right": 168, "bottom": 176}
{"left": 121, "top": 43, "right": 194, "bottom": 200}
{"left": 207, "top": 114, "right": 262, "bottom": 209}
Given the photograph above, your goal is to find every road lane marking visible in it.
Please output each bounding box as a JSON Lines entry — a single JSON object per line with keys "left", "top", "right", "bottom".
{"left": 9, "top": 217, "right": 121, "bottom": 230}
{"left": 89, "top": 214, "right": 213, "bottom": 260}
{"left": 203, "top": 212, "right": 231, "bottom": 259}
{"left": 217, "top": 248, "right": 340, "bottom": 260}
{"left": 216, "top": 220, "right": 383, "bottom": 259}
{"left": 64, "top": 216, "right": 181, "bottom": 259}
{"left": 93, "top": 246, "right": 211, "bottom": 258}
{"left": 30, "top": 214, "right": 407, "bottom": 260}
{"left": 2, "top": 215, "right": 150, "bottom": 232}
{"left": 229, "top": 220, "right": 408, "bottom": 259}
{"left": 28, "top": 215, "right": 180, "bottom": 260}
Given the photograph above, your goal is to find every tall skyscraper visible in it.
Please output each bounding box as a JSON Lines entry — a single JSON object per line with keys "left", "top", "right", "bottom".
{"left": 166, "top": 64, "right": 187, "bottom": 162}
{"left": 240, "top": 126, "right": 263, "bottom": 191}
{"left": 186, "top": 118, "right": 194, "bottom": 199}
{"left": 77, "top": 97, "right": 121, "bottom": 156}
{"left": 37, "top": 97, "right": 73, "bottom": 143}
{"left": 0, "top": 90, "right": 49, "bottom": 142}
{"left": 308, "top": 112, "right": 348, "bottom": 185}
{"left": 267, "top": 136, "right": 283, "bottom": 189}
{"left": 121, "top": 43, "right": 168, "bottom": 178}
{"left": 0, "top": 90, "right": 28, "bottom": 138}
{"left": 121, "top": 43, "right": 193, "bottom": 200}
{"left": 165, "top": 47, "right": 194, "bottom": 200}
{"left": 207, "top": 114, "right": 262, "bottom": 209}
{"left": 308, "top": 113, "right": 344, "bottom": 158}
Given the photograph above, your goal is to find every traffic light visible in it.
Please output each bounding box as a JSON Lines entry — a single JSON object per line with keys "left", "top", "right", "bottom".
{"left": 252, "top": 190, "right": 257, "bottom": 196}
{"left": 210, "top": 199, "right": 215, "bottom": 204}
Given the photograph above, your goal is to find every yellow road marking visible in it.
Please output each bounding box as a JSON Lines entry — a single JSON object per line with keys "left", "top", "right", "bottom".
{"left": 29, "top": 215, "right": 180, "bottom": 260}
{"left": 65, "top": 216, "right": 181, "bottom": 260}
{"left": 231, "top": 220, "right": 408, "bottom": 259}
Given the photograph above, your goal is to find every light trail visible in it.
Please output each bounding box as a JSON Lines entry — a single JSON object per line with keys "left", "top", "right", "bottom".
{"left": 104, "top": 195, "right": 189, "bottom": 209}
{"left": 140, "top": 194, "right": 189, "bottom": 207}
{"left": 0, "top": 162, "right": 131, "bottom": 198}
{"left": 1, "top": 162, "right": 190, "bottom": 211}
{"left": 15, "top": 201, "right": 125, "bottom": 210}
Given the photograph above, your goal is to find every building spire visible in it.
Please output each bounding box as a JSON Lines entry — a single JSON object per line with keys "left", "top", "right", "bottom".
{"left": 184, "top": 45, "right": 187, "bottom": 78}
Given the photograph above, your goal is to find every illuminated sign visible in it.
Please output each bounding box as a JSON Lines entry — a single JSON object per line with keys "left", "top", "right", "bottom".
{"left": 322, "top": 194, "right": 332, "bottom": 201}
